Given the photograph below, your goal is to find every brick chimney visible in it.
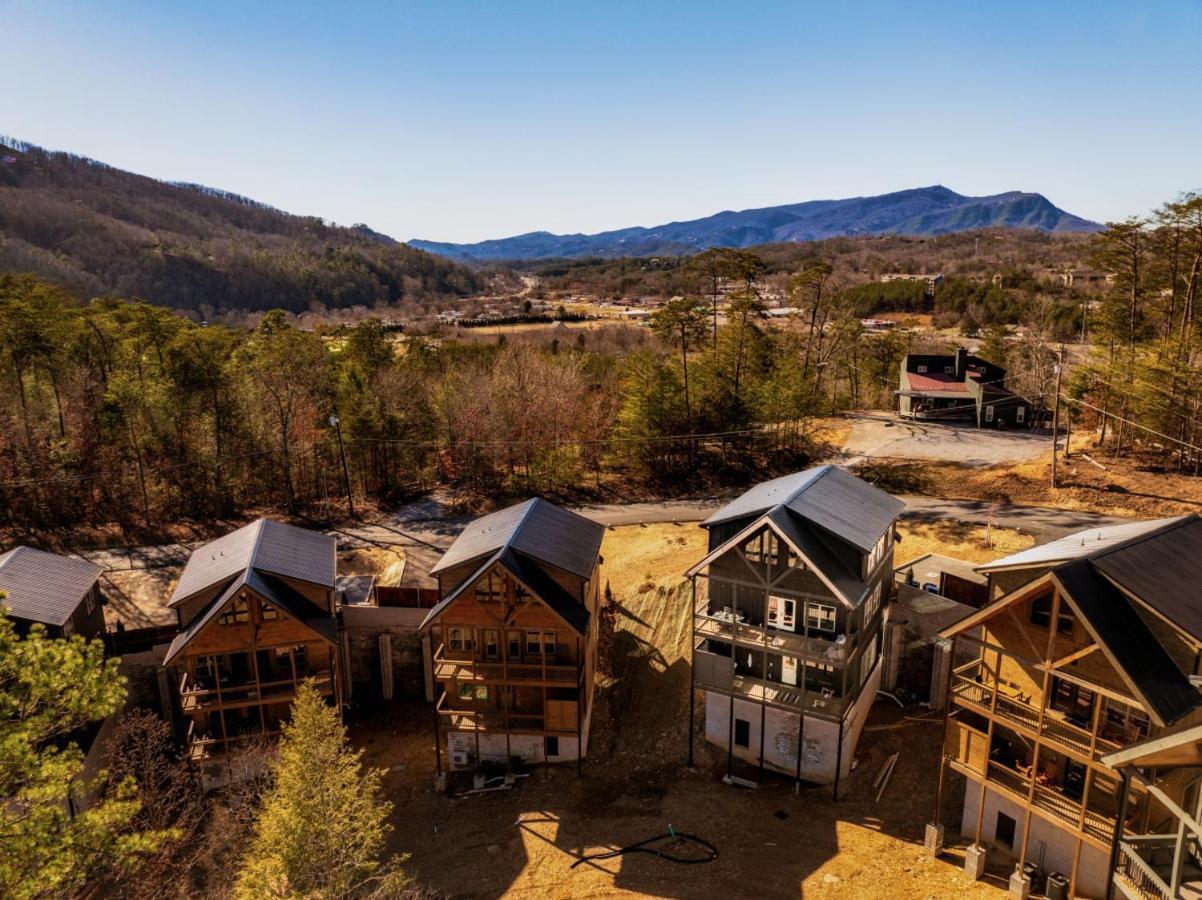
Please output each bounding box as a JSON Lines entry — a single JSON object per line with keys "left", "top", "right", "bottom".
{"left": 954, "top": 347, "right": 968, "bottom": 381}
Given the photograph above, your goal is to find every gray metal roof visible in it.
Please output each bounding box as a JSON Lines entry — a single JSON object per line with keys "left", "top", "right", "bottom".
{"left": 704, "top": 465, "right": 904, "bottom": 552}
{"left": 976, "top": 516, "right": 1188, "bottom": 573}
{"left": 0, "top": 546, "right": 102, "bottom": 627}
{"left": 169, "top": 519, "right": 336, "bottom": 607}
{"left": 1054, "top": 559, "right": 1202, "bottom": 726}
{"left": 1090, "top": 516, "right": 1202, "bottom": 642}
{"left": 430, "top": 498, "right": 604, "bottom": 582}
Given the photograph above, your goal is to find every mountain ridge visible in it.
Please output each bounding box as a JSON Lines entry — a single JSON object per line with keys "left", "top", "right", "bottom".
{"left": 0, "top": 137, "right": 481, "bottom": 313}
{"left": 410, "top": 185, "right": 1103, "bottom": 261}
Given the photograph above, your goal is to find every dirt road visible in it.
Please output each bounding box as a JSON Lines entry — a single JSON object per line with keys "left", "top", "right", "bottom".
{"left": 841, "top": 413, "right": 1054, "bottom": 467}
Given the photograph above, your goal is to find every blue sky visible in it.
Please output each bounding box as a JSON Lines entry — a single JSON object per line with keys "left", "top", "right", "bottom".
{"left": 2, "top": 1, "right": 1200, "bottom": 243}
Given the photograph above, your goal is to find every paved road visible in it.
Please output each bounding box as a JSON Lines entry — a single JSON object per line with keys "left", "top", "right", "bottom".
{"left": 841, "top": 412, "right": 1055, "bottom": 467}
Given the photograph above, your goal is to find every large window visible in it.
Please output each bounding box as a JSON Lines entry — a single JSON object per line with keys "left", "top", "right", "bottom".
{"left": 862, "top": 582, "right": 882, "bottom": 625}
{"left": 219, "top": 596, "right": 251, "bottom": 626}
{"left": 475, "top": 573, "right": 503, "bottom": 603}
{"left": 525, "top": 630, "right": 556, "bottom": 656}
{"left": 767, "top": 595, "right": 796, "bottom": 630}
{"left": 260, "top": 602, "right": 279, "bottom": 622}
{"left": 457, "top": 683, "right": 488, "bottom": 702}
{"left": 1029, "top": 594, "right": 1074, "bottom": 635}
{"left": 744, "top": 531, "right": 779, "bottom": 565}
{"left": 483, "top": 629, "right": 500, "bottom": 659}
{"left": 448, "top": 627, "right": 476, "bottom": 653}
{"left": 807, "top": 602, "right": 837, "bottom": 633}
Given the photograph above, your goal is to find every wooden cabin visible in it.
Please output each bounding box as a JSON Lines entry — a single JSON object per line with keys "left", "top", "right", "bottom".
{"left": 0, "top": 546, "right": 104, "bottom": 641}
{"left": 686, "top": 465, "right": 905, "bottom": 792}
{"left": 162, "top": 519, "right": 342, "bottom": 771}
{"left": 420, "top": 498, "right": 605, "bottom": 776}
{"left": 898, "top": 347, "right": 1033, "bottom": 428}
{"left": 935, "top": 515, "right": 1202, "bottom": 898}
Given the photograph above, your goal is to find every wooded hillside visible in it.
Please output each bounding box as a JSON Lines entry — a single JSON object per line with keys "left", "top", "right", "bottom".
{"left": 0, "top": 139, "right": 483, "bottom": 314}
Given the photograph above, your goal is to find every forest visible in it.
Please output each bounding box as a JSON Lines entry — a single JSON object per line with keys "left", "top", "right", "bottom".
{"left": 2, "top": 192, "right": 1200, "bottom": 536}
{"left": 0, "top": 138, "right": 483, "bottom": 316}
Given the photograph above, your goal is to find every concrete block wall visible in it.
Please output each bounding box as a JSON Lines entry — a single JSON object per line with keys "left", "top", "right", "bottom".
{"left": 341, "top": 605, "right": 425, "bottom": 701}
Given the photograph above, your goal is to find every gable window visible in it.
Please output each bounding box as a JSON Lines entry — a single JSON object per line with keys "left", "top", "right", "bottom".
{"left": 260, "top": 602, "right": 279, "bottom": 622}
{"left": 1029, "top": 594, "right": 1074, "bottom": 634}
{"left": 475, "top": 573, "right": 503, "bottom": 603}
{"left": 745, "top": 531, "right": 778, "bottom": 565}
{"left": 219, "top": 596, "right": 251, "bottom": 626}
{"left": 806, "top": 602, "right": 837, "bottom": 633}
{"left": 448, "top": 627, "right": 476, "bottom": 653}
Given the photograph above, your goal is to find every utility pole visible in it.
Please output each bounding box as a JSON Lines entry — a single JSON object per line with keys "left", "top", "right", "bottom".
{"left": 329, "top": 414, "right": 355, "bottom": 519}
{"left": 1050, "top": 345, "right": 1064, "bottom": 488}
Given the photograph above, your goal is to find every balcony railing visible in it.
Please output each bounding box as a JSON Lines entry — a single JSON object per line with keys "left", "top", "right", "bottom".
{"left": 434, "top": 692, "right": 578, "bottom": 734}
{"left": 978, "top": 759, "right": 1115, "bottom": 848}
{"left": 694, "top": 611, "right": 849, "bottom": 665}
{"left": 693, "top": 650, "right": 849, "bottom": 718}
{"left": 950, "top": 660, "right": 1123, "bottom": 762}
{"left": 432, "top": 645, "right": 578, "bottom": 686}
{"left": 180, "top": 670, "right": 333, "bottom": 713}
{"left": 1115, "top": 836, "right": 1176, "bottom": 900}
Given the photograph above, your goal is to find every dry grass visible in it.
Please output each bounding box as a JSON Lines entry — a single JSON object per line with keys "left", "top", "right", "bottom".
{"left": 360, "top": 522, "right": 1005, "bottom": 899}
{"left": 338, "top": 545, "right": 407, "bottom": 585}
{"left": 895, "top": 521, "right": 1034, "bottom": 567}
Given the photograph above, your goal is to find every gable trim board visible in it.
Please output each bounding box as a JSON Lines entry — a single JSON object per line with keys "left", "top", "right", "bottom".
{"left": 941, "top": 566, "right": 1201, "bottom": 727}
{"left": 685, "top": 511, "right": 857, "bottom": 607}
{"left": 163, "top": 567, "right": 337, "bottom": 666}
{"left": 420, "top": 548, "right": 590, "bottom": 637}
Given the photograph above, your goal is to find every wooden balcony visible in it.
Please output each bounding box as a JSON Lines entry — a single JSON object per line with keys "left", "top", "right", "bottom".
{"left": 950, "top": 660, "right": 1123, "bottom": 763}
{"left": 946, "top": 756, "right": 1117, "bottom": 850}
{"left": 434, "top": 692, "right": 579, "bottom": 735}
{"left": 180, "top": 670, "right": 334, "bottom": 714}
{"left": 694, "top": 646, "right": 849, "bottom": 718}
{"left": 694, "top": 611, "right": 849, "bottom": 665}
{"left": 432, "top": 645, "right": 578, "bottom": 687}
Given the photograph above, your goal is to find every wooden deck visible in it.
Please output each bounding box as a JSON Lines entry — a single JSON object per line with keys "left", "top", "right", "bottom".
{"left": 180, "top": 671, "right": 334, "bottom": 713}
{"left": 432, "top": 650, "right": 578, "bottom": 687}
{"left": 694, "top": 613, "right": 849, "bottom": 665}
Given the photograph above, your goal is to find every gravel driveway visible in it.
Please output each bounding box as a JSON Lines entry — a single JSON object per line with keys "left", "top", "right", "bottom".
{"left": 840, "top": 413, "right": 1054, "bottom": 466}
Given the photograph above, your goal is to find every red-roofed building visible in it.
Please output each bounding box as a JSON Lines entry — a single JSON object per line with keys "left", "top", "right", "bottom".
{"left": 897, "top": 348, "right": 1033, "bottom": 428}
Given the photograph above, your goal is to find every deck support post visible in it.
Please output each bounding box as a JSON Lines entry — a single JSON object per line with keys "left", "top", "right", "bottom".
{"left": 688, "top": 576, "right": 696, "bottom": 768}
{"left": 1105, "top": 768, "right": 1130, "bottom": 900}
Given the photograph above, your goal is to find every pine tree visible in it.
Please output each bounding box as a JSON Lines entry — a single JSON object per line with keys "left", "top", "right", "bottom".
{"left": 235, "top": 682, "right": 408, "bottom": 899}
{"left": 0, "top": 606, "right": 170, "bottom": 898}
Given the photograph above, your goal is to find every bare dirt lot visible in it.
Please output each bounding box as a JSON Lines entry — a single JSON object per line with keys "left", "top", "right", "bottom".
{"left": 357, "top": 523, "right": 1011, "bottom": 898}
{"left": 842, "top": 415, "right": 1053, "bottom": 467}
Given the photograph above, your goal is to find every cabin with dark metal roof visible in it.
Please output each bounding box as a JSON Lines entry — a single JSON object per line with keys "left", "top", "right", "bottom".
{"left": 0, "top": 546, "right": 104, "bottom": 641}
{"left": 685, "top": 465, "right": 904, "bottom": 791}
{"left": 934, "top": 514, "right": 1202, "bottom": 897}
{"left": 420, "top": 498, "right": 605, "bottom": 779}
{"left": 161, "top": 518, "right": 342, "bottom": 774}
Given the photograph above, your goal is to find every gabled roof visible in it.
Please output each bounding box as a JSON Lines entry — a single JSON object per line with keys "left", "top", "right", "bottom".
{"left": 163, "top": 566, "right": 338, "bottom": 665}
{"left": 703, "top": 465, "right": 904, "bottom": 553}
{"left": 0, "top": 546, "right": 102, "bottom": 627}
{"left": 169, "top": 519, "right": 336, "bottom": 607}
{"left": 430, "top": 498, "right": 604, "bottom": 584}
{"left": 1053, "top": 559, "right": 1201, "bottom": 727}
{"left": 1102, "top": 720, "right": 1202, "bottom": 769}
{"left": 420, "top": 547, "right": 590, "bottom": 636}
{"left": 975, "top": 516, "right": 1188, "bottom": 573}
{"left": 905, "top": 371, "right": 969, "bottom": 393}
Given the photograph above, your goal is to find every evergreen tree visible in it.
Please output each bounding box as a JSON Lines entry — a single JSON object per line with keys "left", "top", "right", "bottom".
{"left": 235, "top": 682, "right": 408, "bottom": 899}
{"left": 0, "top": 606, "right": 170, "bottom": 898}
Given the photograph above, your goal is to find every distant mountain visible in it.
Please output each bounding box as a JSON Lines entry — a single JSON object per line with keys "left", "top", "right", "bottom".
{"left": 411, "top": 186, "right": 1103, "bottom": 261}
{"left": 0, "top": 138, "right": 482, "bottom": 313}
